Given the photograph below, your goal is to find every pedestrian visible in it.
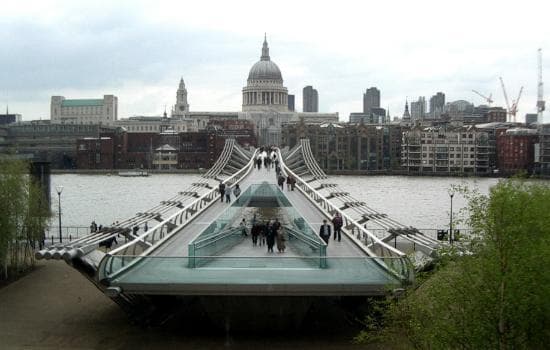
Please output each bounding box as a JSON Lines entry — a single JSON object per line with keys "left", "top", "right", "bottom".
{"left": 218, "top": 181, "right": 226, "bottom": 202}
{"left": 290, "top": 176, "right": 296, "bottom": 191}
{"left": 90, "top": 221, "right": 96, "bottom": 233}
{"left": 266, "top": 221, "right": 276, "bottom": 253}
{"left": 239, "top": 218, "right": 248, "bottom": 236}
{"left": 319, "top": 219, "right": 331, "bottom": 244}
{"left": 225, "top": 184, "right": 232, "bottom": 203}
{"left": 286, "top": 175, "right": 292, "bottom": 191}
{"left": 259, "top": 221, "right": 267, "bottom": 246}
{"left": 272, "top": 218, "right": 281, "bottom": 233}
{"left": 233, "top": 184, "right": 241, "bottom": 203}
{"left": 132, "top": 225, "right": 139, "bottom": 236}
{"left": 144, "top": 222, "right": 148, "bottom": 232}
{"left": 332, "top": 213, "right": 343, "bottom": 242}
{"left": 276, "top": 226, "right": 286, "bottom": 253}
{"left": 277, "top": 174, "right": 285, "bottom": 190}
{"left": 251, "top": 223, "right": 259, "bottom": 246}
{"left": 275, "top": 164, "right": 281, "bottom": 176}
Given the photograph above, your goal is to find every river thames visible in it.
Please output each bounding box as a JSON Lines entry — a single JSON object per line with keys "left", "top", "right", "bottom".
{"left": 49, "top": 173, "right": 501, "bottom": 232}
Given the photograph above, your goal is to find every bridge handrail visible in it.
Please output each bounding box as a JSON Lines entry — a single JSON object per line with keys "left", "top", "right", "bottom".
{"left": 291, "top": 140, "right": 440, "bottom": 253}
{"left": 98, "top": 147, "right": 258, "bottom": 282}
{"left": 277, "top": 149, "right": 407, "bottom": 259}
{"left": 283, "top": 226, "right": 325, "bottom": 249}
{"left": 300, "top": 139, "right": 327, "bottom": 179}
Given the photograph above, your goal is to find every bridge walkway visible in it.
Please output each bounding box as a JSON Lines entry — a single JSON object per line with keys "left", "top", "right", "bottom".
{"left": 107, "top": 165, "right": 397, "bottom": 295}
{"left": 150, "top": 165, "right": 365, "bottom": 258}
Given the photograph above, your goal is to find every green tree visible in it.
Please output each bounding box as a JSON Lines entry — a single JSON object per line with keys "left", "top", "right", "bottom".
{"left": 0, "top": 159, "right": 50, "bottom": 280}
{"left": 357, "top": 179, "right": 550, "bottom": 349}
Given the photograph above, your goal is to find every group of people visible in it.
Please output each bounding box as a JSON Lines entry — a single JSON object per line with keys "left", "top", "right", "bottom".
{"left": 255, "top": 147, "right": 279, "bottom": 171}
{"left": 218, "top": 182, "right": 242, "bottom": 203}
{"left": 277, "top": 174, "right": 295, "bottom": 191}
{"left": 319, "top": 213, "right": 344, "bottom": 244}
{"left": 242, "top": 216, "right": 286, "bottom": 253}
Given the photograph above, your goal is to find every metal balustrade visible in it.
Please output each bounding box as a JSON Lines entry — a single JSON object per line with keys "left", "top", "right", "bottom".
{"left": 98, "top": 146, "right": 258, "bottom": 282}
{"left": 282, "top": 139, "right": 441, "bottom": 256}
{"left": 277, "top": 148, "right": 412, "bottom": 282}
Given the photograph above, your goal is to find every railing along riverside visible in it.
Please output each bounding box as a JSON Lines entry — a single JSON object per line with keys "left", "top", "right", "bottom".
{"left": 98, "top": 148, "right": 258, "bottom": 282}
{"left": 277, "top": 148, "right": 412, "bottom": 282}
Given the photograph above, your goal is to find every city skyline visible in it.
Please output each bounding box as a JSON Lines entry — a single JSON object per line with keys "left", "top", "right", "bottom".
{"left": 1, "top": 0, "right": 549, "bottom": 122}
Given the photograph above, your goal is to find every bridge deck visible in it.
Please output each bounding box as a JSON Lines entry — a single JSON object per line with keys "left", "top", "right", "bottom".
{"left": 108, "top": 166, "right": 400, "bottom": 296}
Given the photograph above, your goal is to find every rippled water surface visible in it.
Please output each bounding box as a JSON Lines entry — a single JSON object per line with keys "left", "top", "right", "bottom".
{"left": 50, "top": 173, "right": 500, "bottom": 230}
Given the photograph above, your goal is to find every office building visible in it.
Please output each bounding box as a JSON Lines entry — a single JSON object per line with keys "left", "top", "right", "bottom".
{"left": 363, "top": 87, "right": 380, "bottom": 114}
{"left": 410, "top": 97, "right": 426, "bottom": 120}
{"left": 303, "top": 86, "right": 319, "bottom": 112}
{"left": 51, "top": 95, "right": 118, "bottom": 125}
{"left": 288, "top": 94, "right": 295, "bottom": 112}
{"left": 429, "top": 92, "right": 445, "bottom": 118}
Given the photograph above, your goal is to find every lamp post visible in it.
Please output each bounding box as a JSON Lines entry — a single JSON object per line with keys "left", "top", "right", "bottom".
{"left": 56, "top": 185, "right": 63, "bottom": 243}
{"left": 449, "top": 191, "right": 454, "bottom": 245}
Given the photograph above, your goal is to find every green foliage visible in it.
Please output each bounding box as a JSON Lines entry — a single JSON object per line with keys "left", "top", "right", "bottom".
{"left": 357, "top": 179, "right": 550, "bottom": 349}
{"left": 0, "top": 159, "right": 50, "bottom": 280}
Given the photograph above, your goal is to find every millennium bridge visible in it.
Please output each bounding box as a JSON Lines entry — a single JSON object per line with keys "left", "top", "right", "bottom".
{"left": 37, "top": 139, "right": 441, "bottom": 325}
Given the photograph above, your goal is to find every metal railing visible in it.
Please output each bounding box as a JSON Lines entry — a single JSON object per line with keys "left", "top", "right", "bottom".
{"left": 278, "top": 148, "right": 413, "bottom": 282}
{"left": 98, "top": 147, "right": 258, "bottom": 282}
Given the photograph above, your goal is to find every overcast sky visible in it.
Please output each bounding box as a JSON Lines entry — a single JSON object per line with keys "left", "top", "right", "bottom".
{"left": 2, "top": 0, "right": 549, "bottom": 122}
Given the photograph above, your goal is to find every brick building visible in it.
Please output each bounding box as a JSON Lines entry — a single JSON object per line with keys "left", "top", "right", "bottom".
{"left": 496, "top": 128, "right": 538, "bottom": 175}
{"left": 76, "top": 120, "right": 256, "bottom": 170}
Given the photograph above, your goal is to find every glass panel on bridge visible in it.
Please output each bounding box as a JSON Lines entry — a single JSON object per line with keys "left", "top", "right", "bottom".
{"left": 187, "top": 183, "right": 327, "bottom": 268}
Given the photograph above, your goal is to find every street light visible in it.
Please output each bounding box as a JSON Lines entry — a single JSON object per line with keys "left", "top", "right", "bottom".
{"left": 56, "top": 185, "right": 63, "bottom": 243}
{"left": 449, "top": 191, "right": 454, "bottom": 245}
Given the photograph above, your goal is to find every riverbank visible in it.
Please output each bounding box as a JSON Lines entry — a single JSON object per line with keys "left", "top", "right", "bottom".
{"left": 0, "top": 262, "right": 373, "bottom": 349}
{"left": 51, "top": 168, "right": 203, "bottom": 175}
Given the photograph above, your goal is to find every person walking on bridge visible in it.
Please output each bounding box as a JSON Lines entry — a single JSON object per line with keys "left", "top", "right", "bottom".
{"left": 218, "top": 181, "right": 226, "bottom": 202}
{"left": 319, "top": 219, "right": 331, "bottom": 244}
{"left": 266, "top": 221, "right": 276, "bottom": 253}
{"left": 332, "top": 213, "right": 343, "bottom": 242}
{"left": 277, "top": 174, "right": 285, "bottom": 190}
{"left": 225, "top": 184, "right": 232, "bottom": 203}
{"left": 233, "top": 184, "right": 241, "bottom": 203}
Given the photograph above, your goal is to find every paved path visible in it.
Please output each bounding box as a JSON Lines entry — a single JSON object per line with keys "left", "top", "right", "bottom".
{"left": 0, "top": 262, "right": 370, "bottom": 349}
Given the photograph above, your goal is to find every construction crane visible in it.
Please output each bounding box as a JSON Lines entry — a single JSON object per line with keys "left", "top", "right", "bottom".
{"left": 499, "top": 77, "right": 523, "bottom": 123}
{"left": 537, "top": 48, "right": 545, "bottom": 123}
{"left": 471, "top": 90, "right": 494, "bottom": 105}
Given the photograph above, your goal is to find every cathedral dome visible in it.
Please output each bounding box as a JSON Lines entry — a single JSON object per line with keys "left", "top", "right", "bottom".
{"left": 248, "top": 60, "right": 283, "bottom": 81}
{"left": 247, "top": 36, "right": 283, "bottom": 82}
{"left": 242, "top": 35, "right": 288, "bottom": 113}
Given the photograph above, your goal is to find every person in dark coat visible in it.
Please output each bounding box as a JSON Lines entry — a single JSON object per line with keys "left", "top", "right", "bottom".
{"left": 251, "top": 224, "right": 260, "bottom": 246}
{"left": 277, "top": 174, "right": 285, "bottom": 190}
{"left": 258, "top": 221, "right": 266, "bottom": 246}
{"left": 319, "top": 219, "right": 331, "bottom": 244}
{"left": 218, "top": 181, "right": 226, "bottom": 202}
{"left": 332, "top": 213, "right": 343, "bottom": 242}
{"left": 266, "top": 221, "right": 276, "bottom": 253}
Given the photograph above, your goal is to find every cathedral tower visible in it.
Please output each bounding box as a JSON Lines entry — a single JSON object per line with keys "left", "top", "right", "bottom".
{"left": 172, "top": 77, "right": 189, "bottom": 116}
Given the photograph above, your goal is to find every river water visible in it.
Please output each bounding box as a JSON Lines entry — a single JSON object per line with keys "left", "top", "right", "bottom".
{"left": 49, "top": 173, "right": 500, "bottom": 231}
